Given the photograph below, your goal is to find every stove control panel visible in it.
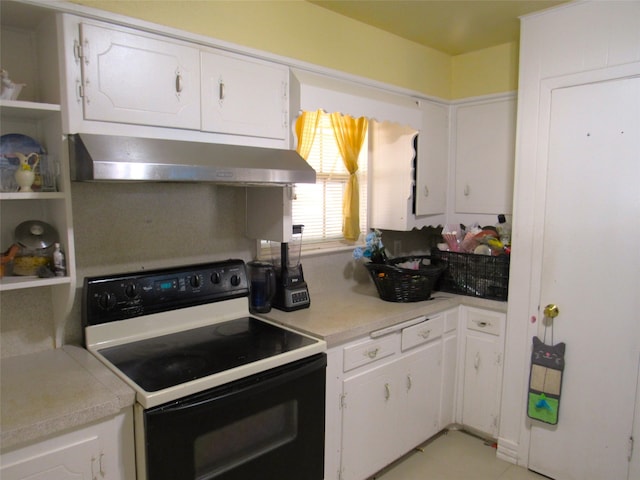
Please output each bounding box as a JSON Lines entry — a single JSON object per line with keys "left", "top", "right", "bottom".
{"left": 83, "top": 259, "right": 249, "bottom": 325}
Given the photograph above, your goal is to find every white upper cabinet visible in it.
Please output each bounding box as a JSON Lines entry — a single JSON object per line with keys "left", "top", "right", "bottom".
{"left": 415, "top": 100, "right": 448, "bottom": 216}
{"left": 454, "top": 95, "right": 516, "bottom": 215}
{"left": 201, "top": 50, "right": 288, "bottom": 140}
{"left": 369, "top": 100, "right": 449, "bottom": 231}
{"left": 59, "top": 15, "right": 288, "bottom": 147}
{"left": 76, "top": 22, "right": 200, "bottom": 130}
{"left": 369, "top": 121, "right": 419, "bottom": 231}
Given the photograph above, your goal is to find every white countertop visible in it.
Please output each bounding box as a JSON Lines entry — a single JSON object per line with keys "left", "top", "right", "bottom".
{"left": 0, "top": 345, "right": 135, "bottom": 452}
{"left": 260, "top": 283, "right": 507, "bottom": 347}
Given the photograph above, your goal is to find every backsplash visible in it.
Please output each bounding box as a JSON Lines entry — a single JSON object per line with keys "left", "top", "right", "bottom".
{"left": 65, "top": 182, "right": 256, "bottom": 346}
{"left": 71, "top": 182, "right": 252, "bottom": 275}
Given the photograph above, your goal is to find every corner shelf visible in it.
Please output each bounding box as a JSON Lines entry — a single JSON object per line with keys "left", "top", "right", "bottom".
{"left": 0, "top": 100, "right": 61, "bottom": 118}
{"left": 0, "top": 275, "right": 71, "bottom": 292}
{"left": 0, "top": 192, "right": 66, "bottom": 200}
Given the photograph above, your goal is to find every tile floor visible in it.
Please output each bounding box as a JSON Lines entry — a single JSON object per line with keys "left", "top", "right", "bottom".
{"left": 370, "top": 430, "right": 549, "bottom": 480}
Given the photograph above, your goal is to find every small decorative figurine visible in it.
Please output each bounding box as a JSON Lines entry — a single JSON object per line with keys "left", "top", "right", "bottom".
{"left": 13, "top": 152, "right": 39, "bottom": 192}
{"left": 1, "top": 69, "right": 26, "bottom": 100}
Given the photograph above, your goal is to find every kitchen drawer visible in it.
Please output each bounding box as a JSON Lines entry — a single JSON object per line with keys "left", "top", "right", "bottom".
{"left": 466, "top": 309, "right": 503, "bottom": 336}
{"left": 401, "top": 315, "right": 444, "bottom": 351}
{"left": 343, "top": 335, "right": 397, "bottom": 372}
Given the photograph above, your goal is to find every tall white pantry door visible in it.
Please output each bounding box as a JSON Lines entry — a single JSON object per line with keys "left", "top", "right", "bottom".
{"left": 528, "top": 76, "right": 640, "bottom": 479}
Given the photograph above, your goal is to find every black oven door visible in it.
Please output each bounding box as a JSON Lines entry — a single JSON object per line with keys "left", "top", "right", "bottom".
{"left": 143, "top": 353, "right": 326, "bottom": 480}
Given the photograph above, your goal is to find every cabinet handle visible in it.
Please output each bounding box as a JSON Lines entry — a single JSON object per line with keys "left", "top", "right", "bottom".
{"left": 365, "top": 347, "right": 379, "bottom": 359}
{"left": 175, "top": 73, "right": 183, "bottom": 93}
{"left": 424, "top": 186, "right": 429, "bottom": 197}
{"left": 91, "top": 453, "right": 105, "bottom": 478}
{"left": 474, "top": 352, "right": 481, "bottom": 370}
{"left": 464, "top": 184, "right": 471, "bottom": 196}
{"left": 219, "top": 81, "right": 225, "bottom": 101}
{"left": 418, "top": 329, "right": 431, "bottom": 339}
{"left": 407, "top": 374, "right": 412, "bottom": 391}
{"left": 384, "top": 383, "right": 391, "bottom": 401}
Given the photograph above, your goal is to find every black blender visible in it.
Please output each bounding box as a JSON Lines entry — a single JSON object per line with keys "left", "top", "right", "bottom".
{"left": 271, "top": 225, "right": 310, "bottom": 311}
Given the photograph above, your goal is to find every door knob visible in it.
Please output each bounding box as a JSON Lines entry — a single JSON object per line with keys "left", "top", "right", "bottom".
{"left": 543, "top": 304, "right": 560, "bottom": 318}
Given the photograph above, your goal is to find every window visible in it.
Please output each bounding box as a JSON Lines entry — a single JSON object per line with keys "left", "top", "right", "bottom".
{"left": 293, "top": 112, "right": 368, "bottom": 249}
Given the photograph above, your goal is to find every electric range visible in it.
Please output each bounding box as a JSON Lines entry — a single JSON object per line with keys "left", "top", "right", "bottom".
{"left": 83, "top": 259, "right": 326, "bottom": 409}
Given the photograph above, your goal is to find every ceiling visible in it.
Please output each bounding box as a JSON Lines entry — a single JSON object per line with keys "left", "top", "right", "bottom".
{"left": 307, "top": 0, "right": 569, "bottom": 55}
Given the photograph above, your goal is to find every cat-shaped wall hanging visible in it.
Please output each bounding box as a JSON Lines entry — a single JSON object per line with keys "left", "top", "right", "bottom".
{"left": 527, "top": 335, "right": 566, "bottom": 425}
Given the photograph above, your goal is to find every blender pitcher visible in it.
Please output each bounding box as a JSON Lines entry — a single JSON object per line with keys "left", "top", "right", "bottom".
{"left": 247, "top": 261, "right": 276, "bottom": 313}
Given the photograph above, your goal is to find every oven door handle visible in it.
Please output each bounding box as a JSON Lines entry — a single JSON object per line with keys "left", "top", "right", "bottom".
{"left": 156, "top": 354, "right": 326, "bottom": 413}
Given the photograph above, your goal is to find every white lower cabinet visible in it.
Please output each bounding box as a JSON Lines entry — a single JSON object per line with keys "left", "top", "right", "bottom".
{"left": 0, "top": 410, "right": 135, "bottom": 480}
{"left": 341, "top": 341, "right": 442, "bottom": 480}
{"left": 329, "top": 313, "right": 446, "bottom": 480}
{"left": 341, "top": 352, "right": 406, "bottom": 480}
{"left": 325, "top": 305, "right": 504, "bottom": 479}
{"left": 460, "top": 307, "right": 505, "bottom": 438}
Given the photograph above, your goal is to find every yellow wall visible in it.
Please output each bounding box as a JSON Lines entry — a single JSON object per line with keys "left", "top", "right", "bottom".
{"left": 451, "top": 42, "right": 519, "bottom": 98}
{"left": 71, "top": 0, "right": 517, "bottom": 100}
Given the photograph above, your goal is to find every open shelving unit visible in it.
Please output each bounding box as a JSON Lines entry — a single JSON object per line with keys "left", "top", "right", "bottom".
{"left": 1, "top": 2, "right": 76, "bottom": 345}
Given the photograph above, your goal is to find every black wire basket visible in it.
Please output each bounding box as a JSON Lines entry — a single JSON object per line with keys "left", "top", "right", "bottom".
{"left": 365, "top": 256, "right": 445, "bottom": 302}
{"left": 430, "top": 248, "right": 510, "bottom": 301}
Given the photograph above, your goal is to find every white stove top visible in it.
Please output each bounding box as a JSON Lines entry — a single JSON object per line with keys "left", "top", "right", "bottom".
{"left": 83, "top": 262, "right": 326, "bottom": 409}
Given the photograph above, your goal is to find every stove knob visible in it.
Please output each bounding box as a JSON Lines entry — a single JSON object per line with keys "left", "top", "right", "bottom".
{"left": 211, "top": 272, "right": 221, "bottom": 284}
{"left": 230, "top": 274, "right": 241, "bottom": 286}
{"left": 97, "top": 292, "right": 117, "bottom": 311}
{"left": 190, "top": 275, "right": 201, "bottom": 288}
{"left": 124, "top": 283, "right": 138, "bottom": 299}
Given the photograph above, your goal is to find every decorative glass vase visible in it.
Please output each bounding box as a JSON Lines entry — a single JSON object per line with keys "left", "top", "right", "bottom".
{"left": 15, "top": 169, "right": 35, "bottom": 192}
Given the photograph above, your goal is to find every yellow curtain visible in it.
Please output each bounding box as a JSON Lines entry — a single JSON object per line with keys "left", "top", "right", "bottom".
{"left": 295, "top": 110, "right": 321, "bottom": 160}
{"left": 330, "top": 112, "right": 369, "bottom": 241}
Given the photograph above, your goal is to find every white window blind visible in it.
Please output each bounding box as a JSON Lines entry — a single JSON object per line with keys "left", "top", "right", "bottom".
{"left": 293, "top": 112, "right": 368, "bottom": 244}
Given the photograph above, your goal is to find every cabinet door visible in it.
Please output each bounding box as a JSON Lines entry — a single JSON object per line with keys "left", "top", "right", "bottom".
{"left": 416, "top": 101, "right": 448, "bottom": 215}
{"left": 0, "top": 434, "right": 99, "bottom": 480}
{"left": 369, "top": 121, "right": 419, "bottom": 231}
{"left": 79, "top": 23, "right": 200, "bottom": 129}
{"left": 201, "top": 51, "right": 288, "bottom": 140}
{"left": 462, "top": 332, "right": 501, "bottom": 436}
{"left": 0, "top": 410, "right": 135, "bottom": 480}
{"left": 454, "top": 96, "right": 516, "bottom": 215}
{"left": 404, "top": 341, "right": 442, "bottom": 449}
{"left": 341, "top": 360, "right": 401, "bottom": 480}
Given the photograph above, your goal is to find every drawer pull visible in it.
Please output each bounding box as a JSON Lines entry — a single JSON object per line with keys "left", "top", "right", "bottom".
{"left": 418, "top": 329, "right": 431, "bottom": 339}
{"left": 384, "top": 383, "right": 391, "bottom": 401}
{"left": 476, "top": 321, "right": 490, "bottom": 328}
{"left": 365, "top": 348, "right": 380, "bottom": 359}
